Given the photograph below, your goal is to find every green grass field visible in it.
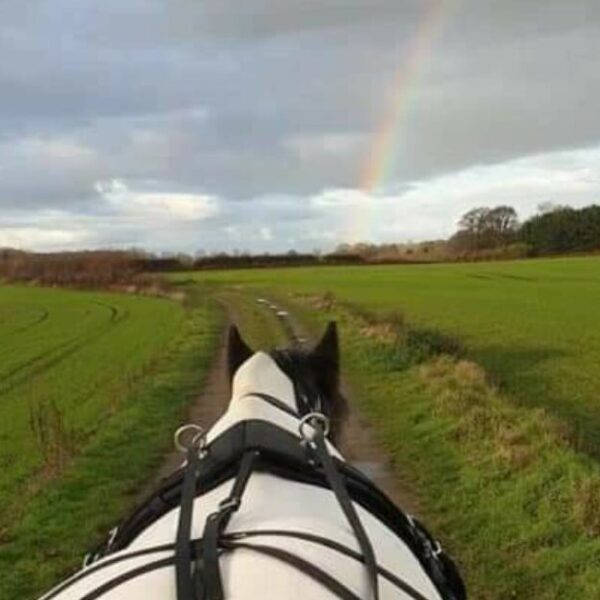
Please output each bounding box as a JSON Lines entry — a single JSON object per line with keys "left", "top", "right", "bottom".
{"left": 180, "top": 256, "right": 600, "bottom": 456}
{"left": 176, "top": 256, "right": 600, "bottom": 598}
{"left": 0, "top": 286, "right": 181, "bottom": 509}
{"left": 0, "top": 284, "right": 221, "bottom": 599}
{"left": 4, "top": 257, "right": 600, "bottom": 598}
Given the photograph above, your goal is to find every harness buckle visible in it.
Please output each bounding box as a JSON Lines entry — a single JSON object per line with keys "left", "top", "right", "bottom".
{"left": 298, "top": 411, "right": 330, "bottom": 443}
{"left": 218, "top": 497, "right": 241, "bottom": 513}
{"left": 82, "top": 552, "right": 97, "bottom": 568}
{"left": 407, "top": 513, "right": 444, "bottom": 560}
{"left": 174, "top": 424, "right": 207, "bottom": 456}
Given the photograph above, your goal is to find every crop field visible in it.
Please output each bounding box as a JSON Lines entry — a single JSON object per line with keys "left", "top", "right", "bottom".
{"left": 0, "top": 285, "right": 181, "bottom": 510}
{"left": 179, "top": 256, "right": 600, "bottom": 597}
{"left": 185, "top": 256, "right": 600, "bottom": 457}
{"left": 0, "top": 284, "right": 220, "bottom": 599}
{"left": 4, "top": 257, "right": 600, "bottom": 598}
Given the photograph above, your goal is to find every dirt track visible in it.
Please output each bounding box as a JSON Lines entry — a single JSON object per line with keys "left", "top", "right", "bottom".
{"left": 269, "top": 300, "right": 420, "bottom": 515}
{"left": 150, "top": 296, "right": 419, "bottom": 516}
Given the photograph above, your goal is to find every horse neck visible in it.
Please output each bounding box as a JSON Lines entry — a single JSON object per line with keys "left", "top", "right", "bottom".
{"left": 208, "top": 352, "right": 299, "bottom": 441}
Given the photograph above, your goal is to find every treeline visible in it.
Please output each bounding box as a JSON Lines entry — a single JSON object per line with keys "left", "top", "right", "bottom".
{"left": 450, "top": 203, "right": 600, "bottom": 258}
{"left": 0, "top": 248, "right": 368, "bottom": 287}
{"left": 335, "top": 203, "right": 600, "bottom": 263}
{"left": 333, "top": 241, "right": 448, "bottom": 263}
{"left": 2, "top": 204, "right": 598, "bottom": 287}
{"left": 144, "top": 251, "right": 365, "bottom": 272}
{"left": 520, "top": 205, "right": 600, "bottom": 255}
{"left": 0, "top": 249, "right": 146, "bottom": 288}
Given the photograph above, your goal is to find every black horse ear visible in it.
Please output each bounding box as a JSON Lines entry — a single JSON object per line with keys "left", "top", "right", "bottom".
{"left": 227, "top": 325, "right": 253, "bottom": 381}
{"left": 309, "top": 321, "right": 346, "bottom": 439}
{"left": 309, "top": 321, "right": 339, "bottom": 378}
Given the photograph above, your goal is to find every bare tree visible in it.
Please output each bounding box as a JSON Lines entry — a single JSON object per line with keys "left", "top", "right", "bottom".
{"left": 453, "top": 205, "right": 519, "bottom": 250}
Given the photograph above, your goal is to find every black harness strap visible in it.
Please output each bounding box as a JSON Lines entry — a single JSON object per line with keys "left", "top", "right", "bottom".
{"left": 79, "top": 557, "right": 174, "bottom": 600}
{"left": 175, "top": 444, "right": 202, "bottom": 600}
{"left": 222, "top": 540, "right": 362, "bottom": 600}
{"left": 53, "top": 527, "right": 436, "bottom": 600}
{"left": 229, "top": 530, "right": 431, "bottom": 600}
{"left": 86, "top": 414, "right": 465, "bottom": 599}
{"left": 92, "top": 421, "right": 415, "bottom": 558}
{"left": 200, "top": 450, "right": 259, "bottom": 600}
{"left": 311, "top": 429, "right": 380, "bottom": 600}
{"left": 41, "top": 544, "right": 174, "bottom": 600}
{"left": 240, "top": 392, "right": 301, "bottom": 419}
{"left": 198, "top": 417, "right": 379, "bottom": 600}
{"left": 75, "top": 540, "right": 363, "bottom": 600}
{"left": 46, "top": 529, "right": 432, "bottom": 600}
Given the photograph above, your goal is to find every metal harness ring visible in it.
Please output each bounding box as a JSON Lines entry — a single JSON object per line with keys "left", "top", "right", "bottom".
{"left": 174, "top": 424, "right": 206, "bottom": 454}
{"left": 298, "top": 411, "right": 330, "bottom": 442}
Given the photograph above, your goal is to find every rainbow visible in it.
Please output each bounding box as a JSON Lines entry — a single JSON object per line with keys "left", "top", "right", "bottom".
{"left": 348, "top": 0, "right": 457, "bottom": 241}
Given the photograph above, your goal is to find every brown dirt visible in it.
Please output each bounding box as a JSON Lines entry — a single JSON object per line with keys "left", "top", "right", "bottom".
{"left": 338, "top": 405, "right": 421, "bottom": 515}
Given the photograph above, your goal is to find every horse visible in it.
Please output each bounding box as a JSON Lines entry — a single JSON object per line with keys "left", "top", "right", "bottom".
{"left": 39, "top": 322, "right": 466, "bottom": 600}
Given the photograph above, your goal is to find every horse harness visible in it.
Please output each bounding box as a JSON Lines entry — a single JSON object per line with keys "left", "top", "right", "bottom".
{"left": 55, "top": 392, "right": 466, "bottom": 600}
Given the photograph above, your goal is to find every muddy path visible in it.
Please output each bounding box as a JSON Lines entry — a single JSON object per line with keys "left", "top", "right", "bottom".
{"left": 149, "top": 293, "right": 420, "bottom": 516}
{"left": 262, "top": 299, "right": 421, "bottom": 516}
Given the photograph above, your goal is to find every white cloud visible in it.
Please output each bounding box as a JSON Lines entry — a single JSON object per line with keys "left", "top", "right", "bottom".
{"left": 94, "top": 178, "right": 220, "bottom": 222}
{"left": 0, "top": 227, "right": 90, "bottom": 250}
{"left": 306, "top": 145, "right": 600, "bottom": 244}
{"left": 2, "top": 145, "right": 599, "bottom": 253}
{"left": 259, "top": 226, "right": 272, "bottom": 241}
{"left": 0, "top": 179, "right": 222, "bottom": 252}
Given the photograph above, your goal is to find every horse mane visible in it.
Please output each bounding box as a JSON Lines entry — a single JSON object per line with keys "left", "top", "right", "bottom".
{"left": 270, "top": 344, "right": 348, "bottom": 443}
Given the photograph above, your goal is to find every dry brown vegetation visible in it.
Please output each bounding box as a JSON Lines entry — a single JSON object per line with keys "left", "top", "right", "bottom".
{"left": 572, "top": 476, "right": 600, "bottom": 537}
{"left": 419, "top": 356, "right": 572, "bottom": 463}
{"left": 0, "top": 249, "right": 180, "bottom": 297}
{"left": 418, "top": 356, "right": 600, "bottom": 541}
{"left": 0, "top": 249, "right": 146, "bottom": 287}
{"left": 28, "top": 398, "right": 75, "bottom": 479}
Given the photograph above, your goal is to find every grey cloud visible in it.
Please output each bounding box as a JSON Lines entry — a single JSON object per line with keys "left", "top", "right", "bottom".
{"left": 1, "top": 0, "right": 599, "bottom": 250}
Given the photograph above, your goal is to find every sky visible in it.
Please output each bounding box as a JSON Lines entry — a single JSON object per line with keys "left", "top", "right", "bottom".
{"left": 1, "top": 0, "right": 599, "bottom": 253}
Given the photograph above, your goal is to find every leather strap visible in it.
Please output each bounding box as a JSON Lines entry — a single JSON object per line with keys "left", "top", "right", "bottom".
{"left": 229, "top": 529, "right": 431, "bottom": 600}
{"left": 175, "top": 445, "right": 202, "bottom": 600}
{"left": 240, "top": 392, "right": 301, "bottom": 419}
{"left": 88, "top": 417, "right": 464, "bottom": 600}
{"left": 200, "top": 450, "right": 259, "bottom": 600}
{"left": 79, "top": 557, "right": 173, "bottom": 600}
{"left": 311, "top": 430, "right": 380, "bottom": 600}
{"left": 222, "top": 540, "right": 362, "bottom": 600}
